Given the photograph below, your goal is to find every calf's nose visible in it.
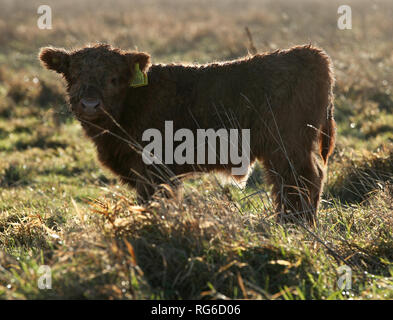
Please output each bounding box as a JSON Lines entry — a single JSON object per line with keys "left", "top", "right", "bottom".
{"left": 80, "top": 98, "right": 101, "bottom": 114}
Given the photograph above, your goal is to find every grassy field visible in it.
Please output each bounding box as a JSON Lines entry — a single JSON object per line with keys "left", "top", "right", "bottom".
{"left": 1, "top": 0, "right": 393, "bottom": 299}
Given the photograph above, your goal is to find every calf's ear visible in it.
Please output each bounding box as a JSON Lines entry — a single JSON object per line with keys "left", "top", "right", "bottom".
{"left": 125, "top": 51, "right": 151, "bottom": 73}
{"left": 39, "top": 47, "right": 70, "bottom": 75}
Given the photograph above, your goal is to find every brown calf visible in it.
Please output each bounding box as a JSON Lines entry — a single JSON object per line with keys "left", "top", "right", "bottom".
{"left": 39, "top": 44, "right": 335, "bottom": 223}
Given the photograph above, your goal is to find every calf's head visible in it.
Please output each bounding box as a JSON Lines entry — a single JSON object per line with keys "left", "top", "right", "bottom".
{"left": 39, "top": 44, "right": 150, "bottom": 123}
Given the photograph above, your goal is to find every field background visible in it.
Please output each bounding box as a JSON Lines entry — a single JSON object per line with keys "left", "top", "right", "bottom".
{"left": 1, "top": 0, "right": 393, "bottom": 299}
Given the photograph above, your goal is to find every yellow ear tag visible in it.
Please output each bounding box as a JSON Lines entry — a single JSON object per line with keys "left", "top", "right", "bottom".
{"left": 130, "top": 63, "right": 148, "bottom": 88}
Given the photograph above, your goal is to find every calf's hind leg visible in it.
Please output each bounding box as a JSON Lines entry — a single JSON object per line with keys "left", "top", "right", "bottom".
{"left": 262, "top": 149, "right": 325, "bottom": 224}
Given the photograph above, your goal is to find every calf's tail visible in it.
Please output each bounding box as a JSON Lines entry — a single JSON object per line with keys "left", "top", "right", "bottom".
{"left": 320, "top": 102, "right": 336, "bottom": 164}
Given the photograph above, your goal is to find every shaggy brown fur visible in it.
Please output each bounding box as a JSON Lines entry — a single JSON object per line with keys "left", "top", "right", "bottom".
{"left": 39, "top": 43, "right": 335, "bottom": 223}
